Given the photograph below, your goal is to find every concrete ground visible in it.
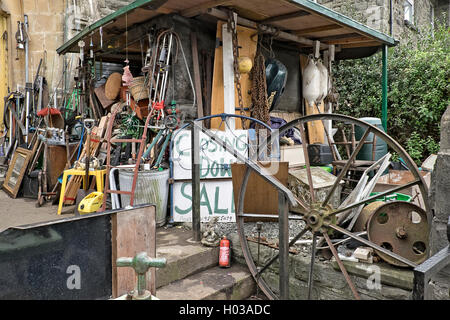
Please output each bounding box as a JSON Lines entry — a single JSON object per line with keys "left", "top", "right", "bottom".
{"left": 0, "top": 189, "right": 75, "bottom": 232}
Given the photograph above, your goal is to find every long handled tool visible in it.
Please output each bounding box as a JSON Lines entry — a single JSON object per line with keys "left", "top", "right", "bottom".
{"left": 75, "top": 119, "right": 95, "bottom": 214}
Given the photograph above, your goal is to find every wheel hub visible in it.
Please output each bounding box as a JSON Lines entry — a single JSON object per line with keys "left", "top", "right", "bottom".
{"left": 305, "top": 203, "right": 335, "bottom": 233}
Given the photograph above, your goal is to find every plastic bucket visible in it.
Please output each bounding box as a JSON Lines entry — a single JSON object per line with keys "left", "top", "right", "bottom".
{"left": 368, "top": 192, "right": 412, "bottom": 203}
{"left": 118, "top": 168, "right": 169, "bottom": 227}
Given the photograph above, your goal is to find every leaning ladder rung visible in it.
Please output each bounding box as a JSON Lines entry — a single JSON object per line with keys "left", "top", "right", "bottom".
{"left": 110, "top": 138, "right": 143, "bottom": 143}
{"left": 106, "top": 189, "right": 134, "bottom": 195}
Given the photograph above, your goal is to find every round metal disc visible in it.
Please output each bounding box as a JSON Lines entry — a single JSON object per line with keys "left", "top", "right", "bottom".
{"left": 367, "top": 201, "right": 429, "bottom": 267}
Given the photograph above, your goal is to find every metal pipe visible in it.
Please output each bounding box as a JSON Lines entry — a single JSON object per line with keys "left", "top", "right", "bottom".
{"left": 278, "top": 191, "right": 289, "bottom": 300}
{"left": 24, "top": 15, "right": 30, "bottom": 144}
{"left": 389, "top": 0, "right": 393, "bottom": 37}
{"left": 191, "top": 121, "right": 201, "bottom": 242}
{"left": 381, "top": 44, "right": 388, "bottom": 131}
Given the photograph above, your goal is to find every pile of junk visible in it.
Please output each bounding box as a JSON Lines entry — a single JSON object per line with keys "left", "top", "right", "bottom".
{"left": 0, "top": 5, "right": 441, "bottom": 298}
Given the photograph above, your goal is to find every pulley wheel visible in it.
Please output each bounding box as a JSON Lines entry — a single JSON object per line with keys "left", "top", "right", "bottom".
{"left": 367, "top": 201, "right": 429, "bottom": 267}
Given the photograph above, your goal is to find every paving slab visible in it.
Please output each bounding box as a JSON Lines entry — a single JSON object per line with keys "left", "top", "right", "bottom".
{"left": 156, "top": 263, "right": 255, "bottom": 300}
{"left": 0, "top": 190, "right": 75, "bottom": 232}
{"left": 155, "top": 227, "right": 220, "bottom": 288}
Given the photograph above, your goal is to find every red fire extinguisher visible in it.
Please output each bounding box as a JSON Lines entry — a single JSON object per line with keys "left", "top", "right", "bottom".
{"left": 219, "top": 236, "right": 231, "bottom": 268}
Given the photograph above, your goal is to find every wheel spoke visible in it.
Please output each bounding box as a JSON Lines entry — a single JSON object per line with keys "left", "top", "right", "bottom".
{"left": 256, "top": 226, "right": 310, "bottom": 278}
{"left": 330, "top": 179, "right": 421, "bottom": 216}
{"left": 327, "top": 223, "right": 418, "bottom": 268}
{"left": 307, "top": 233, "right": 317, "bottom": 300}
{"left": 298, "top": 123, "right": 316, "bottom": 203}
{"left": 322, "top": 232, "right": 361, "bottom": 300}
{"left": 322, "top": 127, "right": 372, "bottom": 207}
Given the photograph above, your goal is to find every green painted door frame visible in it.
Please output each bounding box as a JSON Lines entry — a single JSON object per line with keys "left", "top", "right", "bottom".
{"left": 382, "top": 44, "right": 388, "bottom": 131}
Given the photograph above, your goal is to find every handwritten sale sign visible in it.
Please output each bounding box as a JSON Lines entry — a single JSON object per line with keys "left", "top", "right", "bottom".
{"left": 172, "top": 129, "right": 248, "bottom": 222}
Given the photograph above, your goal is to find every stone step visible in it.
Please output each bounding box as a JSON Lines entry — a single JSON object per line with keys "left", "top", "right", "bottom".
{"left": 156, "top": 263, "right": 256, "bottom": 300}
{"left": 155, "top": 227, "right": 220, "bottom": 288}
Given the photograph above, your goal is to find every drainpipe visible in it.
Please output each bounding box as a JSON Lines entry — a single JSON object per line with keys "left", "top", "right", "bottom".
{"left": 381, "top": 44, "right": 388, "bottom": 132}
{"left": 389, "top": 0, "right": 393, "bottom": 36}
{"left": 24, "top": 15, "right": 31, "bottom": 144}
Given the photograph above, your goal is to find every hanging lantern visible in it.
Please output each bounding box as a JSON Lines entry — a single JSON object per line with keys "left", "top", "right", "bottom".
{"left": 302, "top": 55, "right": 321, "bottom": 106}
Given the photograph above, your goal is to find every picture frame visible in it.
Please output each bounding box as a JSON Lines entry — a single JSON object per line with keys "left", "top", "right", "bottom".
{"left": 2, "top": 147, "right": 33, "bottom": 198}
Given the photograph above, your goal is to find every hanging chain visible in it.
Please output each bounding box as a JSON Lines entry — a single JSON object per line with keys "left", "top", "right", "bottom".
{"left": 228, "top": 11, "right": 247, "bottom": 129}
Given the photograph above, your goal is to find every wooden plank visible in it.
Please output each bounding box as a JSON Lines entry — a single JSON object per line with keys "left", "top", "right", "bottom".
{"left": 231, "top": 162, "right": 289, "bottom": 221}
{"left": 180, "top": 0, "right": 232, "bottom": 17}
{"left": 112, "top": 205, "right": 156, "bottom": 298}
{"left": 261, "top": 10, "right": 310, "bottom": 24}
{"left": 210, "top": 21, "right": 257, "bottom": 130}
{"left": 294, "top": 24, "right": 343, "bottom": 35}
{"left": 94, "top": 85, "right": 116, "bottom": 109}
{"left": 222, "top": 22, "right": 236, "bottom": 130}
{"left": 191, "top": 32, "right": 204, "bottom": 118}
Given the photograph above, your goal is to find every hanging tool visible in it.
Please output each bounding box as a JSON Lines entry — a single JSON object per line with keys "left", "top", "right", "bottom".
{"left": 147, "top": 30, "right": 195, "bottom": 128}
{"left": 75, "top": 118, "right": 95, "bottom": 214}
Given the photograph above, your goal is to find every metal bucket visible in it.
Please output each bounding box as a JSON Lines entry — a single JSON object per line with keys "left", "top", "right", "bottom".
{"left": 118, "top": 168, "right": 169, "bottom": 227}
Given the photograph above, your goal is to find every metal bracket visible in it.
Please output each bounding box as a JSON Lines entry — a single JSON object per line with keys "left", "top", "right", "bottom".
{"left": 413, "top": 216, "right": 450, "bottom": 299}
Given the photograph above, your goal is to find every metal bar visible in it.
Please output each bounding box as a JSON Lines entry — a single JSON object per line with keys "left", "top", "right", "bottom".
{"left": 413, "top": 245, "right": 450, "bottom": 300}
{"left": 323, "top": 232, "right": 361, "bottom": 300}
{"left": 327, "top": 223, "right": 417, "bottom": 268}
{"left": 278, "top": 192, "right": 289, "bottom": 300}
{"left": 322, "top": 127, "right": 371, "bottom": 207}
{"left": 382, "top": 44, "right": 388, "bottom": 131}
{"left": 307, "top": 233, "right": 317, "bottom": 300}
{"left": 197, "top": 123, "right": 299, "bottom": 207}
{"left": 298, "top": 123, "right": 315, "bottom": 203}
{"left": 191, "top": 121, "right": 201, "bottom": 242}
{"left": 237, "top": 213, "right": 304, "bottom": 220}
{"left": 331, "top": 179, "right": 420, "bottom": 216}
{"left": 256, "top": 226, "right": 310, "bottom": 277}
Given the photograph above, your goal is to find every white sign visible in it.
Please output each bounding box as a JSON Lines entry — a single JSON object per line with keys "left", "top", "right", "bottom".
{"left": 173, "top": 181, "right": 235, "bottom": 223}
{"left": 172, "top": 129, "right": 248, "bottom": 222}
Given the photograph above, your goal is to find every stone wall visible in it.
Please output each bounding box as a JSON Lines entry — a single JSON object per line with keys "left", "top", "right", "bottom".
{"left": 230, "top": 231, "right": 449, "bottom": 299}
{"left": 0, "top": 0, "right": 65, "bottom": 94}
{"left": 317, "top": 0, "right": 435, "bottom": 40}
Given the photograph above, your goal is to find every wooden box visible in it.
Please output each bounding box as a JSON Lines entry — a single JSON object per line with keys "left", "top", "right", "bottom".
{"left": 231, "top": 162, "right": 289, "bottom": 220}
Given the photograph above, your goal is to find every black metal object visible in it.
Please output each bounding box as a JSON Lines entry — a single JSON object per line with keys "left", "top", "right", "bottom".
{"left": 413, "top": 216, "right": 450, "bottom": 300}
{"left": 0, "top": 205, "right": 154, "bottom": 300}
{"left": 0, "top": 214, "right": 112, "bottom": 299}
{"left": 307, "top": 143, "right": 333, "bottom": 166}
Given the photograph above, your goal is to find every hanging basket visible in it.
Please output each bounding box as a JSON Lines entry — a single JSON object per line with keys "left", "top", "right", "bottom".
{"left": 129, "top": 76, "right": 149, "bottom": 101}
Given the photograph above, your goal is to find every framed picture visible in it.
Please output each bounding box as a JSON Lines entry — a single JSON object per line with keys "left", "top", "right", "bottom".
{"left": 3, "top": 147, "right": 33, "bottom": 198}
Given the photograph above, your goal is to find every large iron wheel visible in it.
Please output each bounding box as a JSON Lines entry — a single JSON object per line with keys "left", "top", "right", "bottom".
{"left": 235, "top": 113, "right": 431, "bottom": 300}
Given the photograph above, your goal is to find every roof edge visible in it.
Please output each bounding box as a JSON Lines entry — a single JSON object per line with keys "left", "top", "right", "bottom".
{"left": 289, "top": 0, "right": 396, "bottom": 46}
{"left": 57, "top": 0, "right": 156, "bottom": 55}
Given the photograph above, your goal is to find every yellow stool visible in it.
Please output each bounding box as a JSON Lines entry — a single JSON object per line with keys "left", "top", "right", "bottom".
{"left": 57, "top": 168, "right": 107, "bottom": 215}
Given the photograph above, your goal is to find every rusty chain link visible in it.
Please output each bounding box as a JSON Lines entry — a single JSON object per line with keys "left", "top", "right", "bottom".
{"left": 228, "top": 11, "right": 247, "bottom": 129}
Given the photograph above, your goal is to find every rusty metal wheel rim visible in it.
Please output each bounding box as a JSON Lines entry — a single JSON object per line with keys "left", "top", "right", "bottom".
{"left": 236, "top": 113, "right": 431, "bottom": 300}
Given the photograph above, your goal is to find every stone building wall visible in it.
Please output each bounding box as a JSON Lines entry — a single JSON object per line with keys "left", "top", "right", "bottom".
{"left": 0, "top": 0, "right": 65, "bottom": 94}
{"left": 317, "top": 0, "right": 436, "bottom": 40}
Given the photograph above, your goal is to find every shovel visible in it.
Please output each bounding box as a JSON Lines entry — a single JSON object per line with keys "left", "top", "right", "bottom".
{"left": 75, "top": 119, "right": 95, "bottom": 215}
